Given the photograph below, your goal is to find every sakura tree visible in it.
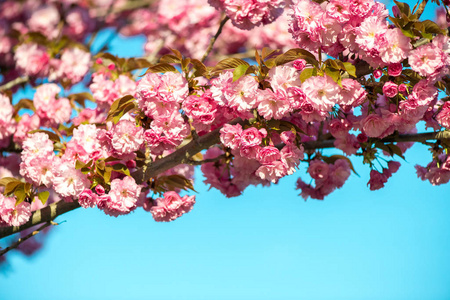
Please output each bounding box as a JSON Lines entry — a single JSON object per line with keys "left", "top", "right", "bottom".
{"left": 0, "top": 0, "right": 449, "bottom": 262}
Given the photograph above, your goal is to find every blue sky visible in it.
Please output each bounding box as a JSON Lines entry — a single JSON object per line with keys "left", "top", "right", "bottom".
{"left": 1, "top": 1, "right": 450, "bottom": 299}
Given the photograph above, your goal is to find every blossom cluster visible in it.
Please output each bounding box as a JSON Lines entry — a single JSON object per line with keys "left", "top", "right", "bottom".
{"left": 0, "top": 0, "right": 449, "bottom": 261}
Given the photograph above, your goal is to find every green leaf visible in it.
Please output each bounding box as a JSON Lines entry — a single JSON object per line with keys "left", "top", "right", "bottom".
{"left": 5, "top": 181, "right": 23, "bottom": 195}
{"left": 393, "top": 0, "right": 411, "bottom": 16}
{"left": 160, "top": 54, "right": 181, "bottom": 64}
{"left": 111, "top": 102, "right": 136, "bottom": 124}
{"left": 274, "top": 48, "right": 319, "bottom": 68}
{"left": 144, "top": 63, "right": 178, "bottom": 74}
{"left": 38, "top": 191, "right": 50, "bottom": 205}
{"left": 375, "top": 142, "right": 405, "bottom": 159}
{"left": 14, "top": 184, "right": 26, "bottom": 205}
{"left": 420, "top": 20, "right": 444, "bottom": 34}
{"left": 111, "top": 163, "right": 130, "bottom": 176}
{"left": 342, "top": 62, "right": 356, "bottom": 78}
{"left": 324, "top": 68, "right": 341, "bottom": 85}
{"left": 299, "top": 68, "right": 315, "bottom": 83}
{"left": 190, "top": 59, "right": 207, "bottom": 77}
{"left": 261, "top": 47, "right": 280, "bottom": 60}
{"left": 0, "top": 177, "right": 20, "bottom": 187}
{"left": 68, "top": 92, "right": 95, "bottom": 107}
{"left": 213, "top": 58, "right": 250, "bottom": 73}
{"left": 233, "top": 64, "right": 250, "bottom": 82}
{"left": 28, "top": 130, "right": 60, "bottom": 143}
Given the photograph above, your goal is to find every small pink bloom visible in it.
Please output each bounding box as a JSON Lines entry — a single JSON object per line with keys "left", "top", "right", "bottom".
{"left": 78, "top": 189, "right": 98, "bottom": 208}
{"left": 388, "top": 63, "right": 403, "bottom": 76}
{"left": 373, "top": 69, "right": 383, "bottom": 79}
{"left": 293, "top": 59, "right": 307, "bottom": 70}
{"left": 382, "top": 81, "right": 398, "bottom": 98}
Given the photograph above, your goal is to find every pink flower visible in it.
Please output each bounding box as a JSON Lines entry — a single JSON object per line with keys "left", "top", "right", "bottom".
{"left": 373, "top": 69, "right": 382, "bottom": 79}
{"left": 0, "top": 94, "right": 16, "bottom": 145}
{"left": 213, "top": 0, "right": 285, "bottom": 30}
{"left": 52, "top": 159, "right": 90, "bottom": 199}
{"left": 103, "top": 176, "right": 142, "bottom": 216}
{"left": 338, "top": 79, "right": 367, "bottom": 109}
{"left": 388, "top": 63, "right": 403, "bottom": 77}
{"left": 183, "top": 94, "right": 217, "bottom": 125}
{"left": 27, "top": 5, "right": 60, "bottom": 39}
{"left": 409, "top": 43, "right": 446, "bottom": 77}
{"left": 269, "top": 65, "right": 301, "bottom": 94}
{"left": 362, "top": 114, "right": 394, "bottom": 138}
{"left": 225, "top": 75, "right": 260, "bottom": 113}
{"left": 14, "top": 43, "right": 50, "bottom": 77}
{"left": 302, "top": 75, "right": 341, "bottom": 112}
{"left": 255, "top": 161, "right": 288, "bottom": 182}
{"left": 367, "top": 169, "right": 388, "bottom": 190}
{"left": 257, "top": 89, "right": 291, "bottom": 120}
{"left": 150, "top": 191, "right": 196, "bottom": 222}
{"left": 379, "top": 28, "right": 411, "bottom": 64}
{"left": 13, "top": 114, "right": 40, "bottom": 145}
{"left": 257, "top": 146, "right": 281, "bottom": 164}
{"left": 56, "top": 47, "right": 91, "bottom": 83}
{"left": 220, "top": 123, "right": 243, "bottom": 150}
{"left": 0, "top": 195, "right": 31, "bottom": 227}
{"left": 308, "top": 160, "right": 329, "bottom": 180}
{"left": 240, "top": 127, "right": 265, "bottom": 147}
{"left": 293, "top": 58, "right": 307, "bottom": 70}
{"left": 436, "top": 102, "right": 450, "bottom": 129}
{"left": 111, "top": 120, "right": 144, "bottom": 155}
{"left": 78, "top": 189, "right": 98, "bottom": 209}
{"left": 382, "top": 81, "right": 398, "bottom": 98}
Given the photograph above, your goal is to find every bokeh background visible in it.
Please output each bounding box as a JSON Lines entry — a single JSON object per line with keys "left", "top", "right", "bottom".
{"left": 1, "top": 1, "right": 450, "bottom": 299}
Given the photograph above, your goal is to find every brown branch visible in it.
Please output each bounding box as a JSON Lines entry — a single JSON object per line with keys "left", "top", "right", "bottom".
{"left": 0, "top": 221, "right": 58, "bottom": 257}
{"left": 0, "top": 201, "right": 79, "bottom": 239}
{"left": 201, "top": 16, "right": 230, "bottom": 63}
{"left": 0, "top": 130, "right": 443, "bottom": 239}
{"left": 0, "top": 76, "right": 29, "bottom": 92}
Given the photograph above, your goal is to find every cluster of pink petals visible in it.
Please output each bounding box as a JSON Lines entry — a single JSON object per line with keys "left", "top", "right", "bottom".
{"left": 416, "top": 154, "right": 450, "bottom": 186}
{"left": 0, "top": 94, "right": 16, "bottom": 148}
{"left": 288, "top": 0, "right": 411, "bottom": 66}
{"left": 0, "top": 194, "right": 32, "bottom": 227}
{"left": 296, "top": 158, "right": 351, "bottom": 200}
{"left": 150, "top": 191, "right": 196, "bottom": 222}
{"left": 367, "top": 161, "right": 400, "bottom": 190}
{"left": 209, "top": 0, "right": 285, "bottom": 30}
{"left": 90, "top": 73, "right": 136, "bottom": 109}
{"left": 33, "top": 84, "right": 71, "bottom": 127}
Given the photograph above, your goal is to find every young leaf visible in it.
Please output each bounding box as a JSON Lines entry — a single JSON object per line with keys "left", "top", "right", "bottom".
{"left": 299, "top": 68, "right": 315, "bottom": 83}
{"left": 111, "top": 163, "right": 131, "bottom": 176}
{"left": 38, "top": 191, "right": 50, "bottom": 205}
{"left": 233, "top": 64, "right": 250, "bottom": 82}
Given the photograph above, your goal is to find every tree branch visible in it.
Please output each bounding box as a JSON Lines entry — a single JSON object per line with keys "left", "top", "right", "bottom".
{"left": 201, "top": 16, "right": 230, "bottom": 63}
{"left": 0, "top": 221, "right": 59, "bottom": 257}
{"left": 0, "top": 76, "right": 29, "bottom": 92}
{"left": 0, "top": 201, "right": 79, "bottom": 239}
{"left": 0, "top": 130, "right": 443, "bottom": 239}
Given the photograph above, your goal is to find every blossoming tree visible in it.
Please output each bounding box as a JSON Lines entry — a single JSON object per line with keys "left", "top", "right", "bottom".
{"left": 0, "top": 0, "right": 449, "bottom": 260}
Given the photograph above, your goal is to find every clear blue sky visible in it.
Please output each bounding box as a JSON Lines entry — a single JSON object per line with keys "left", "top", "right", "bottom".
{"left": 1, "top": 1, "right": 450, "bottom": 299}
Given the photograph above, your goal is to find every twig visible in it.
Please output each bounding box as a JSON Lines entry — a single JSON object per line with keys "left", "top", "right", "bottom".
{"left": 201, "top": 16, "right": 230, "bottom": 63}
{"left": 0, "top": 221, "right": 58, "bottom": 257}
{"left": 0, "top": 76, "right": 29, "bottom": 92}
